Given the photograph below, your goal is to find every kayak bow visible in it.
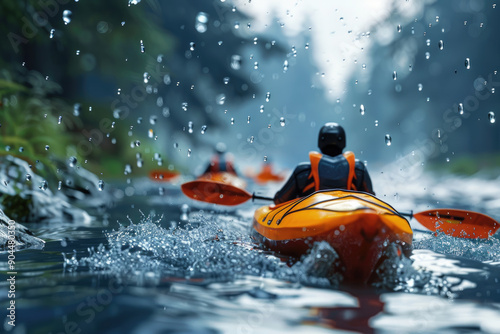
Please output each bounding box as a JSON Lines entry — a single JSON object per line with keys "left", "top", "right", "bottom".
{"left": 253, "top": 189, "right": 413, "bottom": 284}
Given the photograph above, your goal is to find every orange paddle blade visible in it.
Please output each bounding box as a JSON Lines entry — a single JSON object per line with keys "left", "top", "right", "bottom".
{"left": 414, "top": 209, "right": 500, "bottom": 239}
{"left": 181, "top": 180, "right": 252, "bottom": 206}
{"left": 149, "top": 169, "right": 179, "bottom": 182}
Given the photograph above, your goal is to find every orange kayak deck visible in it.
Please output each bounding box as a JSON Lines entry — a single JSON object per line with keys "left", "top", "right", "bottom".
{"left": 252, "top": 190, "right": 413, "bottom": 284}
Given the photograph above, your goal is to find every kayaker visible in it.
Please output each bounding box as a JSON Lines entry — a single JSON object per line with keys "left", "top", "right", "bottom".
{"left": 202, "top": 142, "right": 238, "bottom": 176}
{"left": 273, "top": 123, "right": 374, "bottom": 204}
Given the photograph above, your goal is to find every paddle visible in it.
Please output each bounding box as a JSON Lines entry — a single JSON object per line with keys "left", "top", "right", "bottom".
{"left": 181, "top": 179, "right": 269, "bottom": 206}
{"left": 408, "top": 209, "right": 499, "bottom": 239}
{"left": 181, "top": 181, "right": 500, "bottom": 239}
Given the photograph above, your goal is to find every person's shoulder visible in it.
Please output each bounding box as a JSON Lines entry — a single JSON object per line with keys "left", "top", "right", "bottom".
{"left": 294, "top": 162, "right": 311, "bottom": 174}
{"left": 354, "top": 159, "right": 368, "bottom": 170}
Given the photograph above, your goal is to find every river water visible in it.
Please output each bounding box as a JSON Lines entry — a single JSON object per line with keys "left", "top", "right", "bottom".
{"left": 2, "top": 173, "right": 500, "bottom": 334}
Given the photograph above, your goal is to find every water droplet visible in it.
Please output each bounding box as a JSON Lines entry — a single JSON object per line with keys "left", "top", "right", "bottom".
{"left": 446, "top": 157, "right": 450, "bottom": 162}
{"left": 26, "top": 174, "right": 31, "bottom": 181}
{"left": 39, "top": 180, "right": 48, "bottom": 191}
{"left": 49, "top": 29, "right": 55, "bottom": 38}
{"left": 234, "top": 21, "right": 240, "bottom": 29}
{"left": 492, "top": 88, "right": 496, "bottom": 94}
{"left": 117, "top": 88, "right": 121, "bottom": 95}
{"left": 187, "top": 149, "right": 192, "bottom": 157}
{"left": 426, "top": 39, "right": 431, "bottom": 47}
{"left": 73, "top": 103, "right": 81, "bottom": 116}
{"left": 201, "top": 125, "right": 207, "bottom": 134}
{"left": 438, "top": 40, "right": 444, "bottom": 50}
{"left": 375, "top": 120, "right": 379, "bottom": 127}
{"left": 68, "top": 156, "right": 77, "bottom": 167}
{"left": 76, "top": 50, "right": 80, "bottom": 56}
{"left": 283, "top": 60, "right": 289, "bottom": 72}
{"left": 149, "top": 115, "right": 157, "bottom": 125}
{"left": 393, "top": 71, "right": 397, "bottom": 80}
{"left": 124, "top": 164, "right": 132, "bottom": 175}
{"left": 128, "top": 0, "right": 141, "bottom": 5}
{"left": 305, "top": 43, "right": 309, "bottom": 49}
{"left": 280, "top": 117, "right": 285, "bottom": 126}
{"left": 216, "top": 94, "right": 226, "bottom": 105}
{"left": 182, "top": 102, "right": 188, "bottom": 111}
{"left": 195, "top": 12, "right": 208, "bottom": 33}
{"left": 253, "top": 62, "right": 259, "bottom": 69}
{"left": 45, "top": 145, "right": 50, "bottom": 151}
{"left": 58, "top": 180, "right": 62, "bottom": 190}
{"left": 230, "top": 118, "right": 235, "bottom": 125}
{"left": 418, "top": 83, "right": 423, "bottom": 91}
{"left": 164, "top": 74, "right": 171, "bottom": 85}
{"left": 63, "top": 10, "right": 72, "bottom": 25}
{"left": 148, "top": 129, "right": 154, "bottom": 138}
{"left": 397, "top": 24, "right": 402, "bottom": 32}
{"left": 247, "top": 116, "right": 251, "bottom": 123}
{"left": 265, "top": 92, "right": 271, "bottom": 102}
{"left": 58, "top": 115, "right": 63, "bottom": 124}
{"left": 360, "top": 104, "right": 365, "bottom": 115}
{"left": 249, "top": 136, "right": 254, "bottom": 143}
{"left": 259, "top": 105, "right": 264, "bottom": 113}
{"left": 465, "top": 58, "right": 471, "bottom": 69}
{"left": 458, "top": 103, "right": 464, "bottom": 114}
{"left": 425, "top": 52, "right": 430, "bottom": 60}
{"left": 253, "top": 37, "right": 258, "bottom": 45}
{"left": 231, "top": 55, "right": 242, "bottom": 70}
{"left": 385, "top": 134, "right": 392, "bottom": 146}
{"left": 140, "top": 40, "right": 145, "bottom": 53}
{"left": 223, "top": 77, "right": 230, "bottom": 85}
{"left": 409, "top": 64, "right": 413, "bottom": 72}
{"left": 189, "top": 42, "right": 196, "bottom": 51}
{"left": 98, "top": 180, "right": 104, "bottom": 191}
{"left": 488, "top": 111, "right": 496, "bottom": 123}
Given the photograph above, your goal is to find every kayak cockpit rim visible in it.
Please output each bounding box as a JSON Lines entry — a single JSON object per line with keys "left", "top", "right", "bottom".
{"left": 261, "top": 189, "right": 410, "bottom": 229}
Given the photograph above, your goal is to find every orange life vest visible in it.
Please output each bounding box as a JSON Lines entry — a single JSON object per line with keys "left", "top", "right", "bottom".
{"left": 303, "top": 151, "right": 357, "bottom": 193}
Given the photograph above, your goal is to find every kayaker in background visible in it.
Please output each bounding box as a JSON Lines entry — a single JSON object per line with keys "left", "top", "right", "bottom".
{"left": 273, "top": 123, "right": 374, "bottom": 204}
{"left": 202, "top": 142, "right": 238, "bottom": 176}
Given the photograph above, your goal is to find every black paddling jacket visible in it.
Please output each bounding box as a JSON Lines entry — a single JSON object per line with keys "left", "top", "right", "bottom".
{"left": 273, "top": 151, "right": 374, "bottom": 204}
{"left": 203, "top": 154, "right": 237, "bottom": 175}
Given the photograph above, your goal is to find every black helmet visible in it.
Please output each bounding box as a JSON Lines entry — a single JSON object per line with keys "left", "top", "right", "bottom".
{"left": 318, "top": 123, "right": 346, "bottom": 156}
{"left": 215, "top": 142, "right": 227, "bottom": 154}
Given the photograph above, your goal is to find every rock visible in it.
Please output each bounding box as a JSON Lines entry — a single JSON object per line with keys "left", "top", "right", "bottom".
{"left": 0, "top": 155, "right": 98, "bottom": 223}
{"left": 0, "top": 209, "right": 45, "bottom": 250}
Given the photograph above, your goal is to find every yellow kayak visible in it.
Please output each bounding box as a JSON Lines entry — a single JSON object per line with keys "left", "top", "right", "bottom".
{"left": 253, "top": 190, "right": 413, "bottom": 284}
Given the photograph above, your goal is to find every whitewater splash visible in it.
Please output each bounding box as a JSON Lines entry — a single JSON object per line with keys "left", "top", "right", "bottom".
{"left": 65, "top": 204, "right": 500, "bottom": 299}
{"left": 65, "top": 212, "right": 349, "bottom": 287}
